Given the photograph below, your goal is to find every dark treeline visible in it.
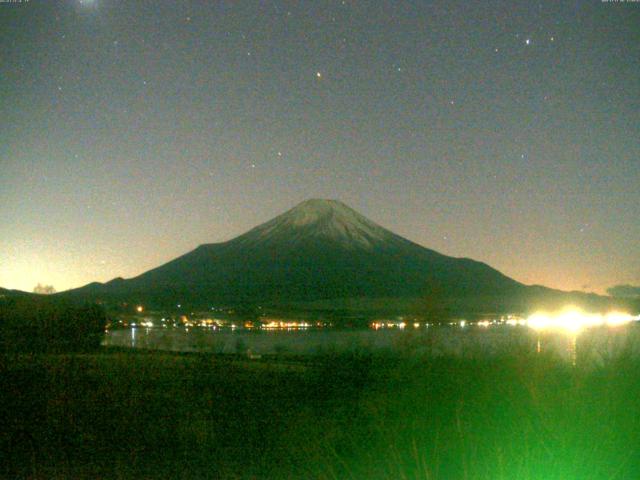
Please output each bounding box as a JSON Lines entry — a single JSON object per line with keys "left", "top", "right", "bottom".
{"left": 0, "top": 296, "right": 107, "bottom": 353}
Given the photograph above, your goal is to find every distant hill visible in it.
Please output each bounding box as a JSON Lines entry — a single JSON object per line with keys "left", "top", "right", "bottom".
{"left": 0, "top": 287, "right": 33, "bottom": 298}
{"left": 59, "top": 199, "right": 626, "bottom": 316}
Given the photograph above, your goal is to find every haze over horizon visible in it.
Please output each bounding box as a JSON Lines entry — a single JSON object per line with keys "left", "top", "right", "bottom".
{"left": 1, "top": 0, "right": 639, "bottom": 294}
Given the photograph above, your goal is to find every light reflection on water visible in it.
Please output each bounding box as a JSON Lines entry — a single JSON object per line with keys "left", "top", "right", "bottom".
{"left": 130, "top": 326, "right": 136, "bottom": 348}
{"left": 103, "top": 323, "right": 640, "bottom": 363}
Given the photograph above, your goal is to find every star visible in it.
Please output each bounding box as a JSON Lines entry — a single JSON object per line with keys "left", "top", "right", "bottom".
{"left": 525, "top": 38, "right": 531, "bottom": 45}
{"left": 316, "top": 71, "right": 322, "bottom": 79}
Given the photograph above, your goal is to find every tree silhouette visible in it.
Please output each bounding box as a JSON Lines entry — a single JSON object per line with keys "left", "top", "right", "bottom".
{"left": 33, "top": 283, "right": 56, "bottom": 294}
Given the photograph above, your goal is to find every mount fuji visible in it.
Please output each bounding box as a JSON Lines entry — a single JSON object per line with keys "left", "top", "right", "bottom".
{"left": 61, "top": 199, "right": 606, "bottom": 315}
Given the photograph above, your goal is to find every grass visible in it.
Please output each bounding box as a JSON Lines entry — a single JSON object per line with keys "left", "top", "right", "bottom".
{"left": 1, "top": 346, "right": 639, "bottom": 479}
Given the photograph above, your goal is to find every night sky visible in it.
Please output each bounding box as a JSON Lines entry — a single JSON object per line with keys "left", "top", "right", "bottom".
{"left": 1, "top": 0, "right": 638, "bottom": 294}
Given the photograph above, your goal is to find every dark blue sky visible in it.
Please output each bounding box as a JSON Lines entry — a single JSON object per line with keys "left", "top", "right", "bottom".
{"left": 1, "top": 0, "right": 638, "bottom": 293}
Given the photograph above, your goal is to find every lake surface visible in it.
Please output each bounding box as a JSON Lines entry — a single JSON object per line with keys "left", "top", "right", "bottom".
{"left": 103, "top": 322, "right": 640, "bottom": 363}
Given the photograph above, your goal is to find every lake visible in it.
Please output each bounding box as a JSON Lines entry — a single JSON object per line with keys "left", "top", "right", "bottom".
{"left": 103, "top": 321, "right": 640, "bottom": 363}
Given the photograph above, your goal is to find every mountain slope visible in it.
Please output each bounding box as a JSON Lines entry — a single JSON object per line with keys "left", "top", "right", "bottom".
{"left": 0, "top": 287, "right": 33, "bottom": 298}
{"left": 62, "top": 199, "right": 615, "bottom": 314}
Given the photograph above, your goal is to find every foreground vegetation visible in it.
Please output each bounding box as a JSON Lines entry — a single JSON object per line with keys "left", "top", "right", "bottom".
{"left": 0, "top": 296, "right": 106, "bottom": 353}
{"left": 2, "top": 346, "right": 639, "bottom": 479}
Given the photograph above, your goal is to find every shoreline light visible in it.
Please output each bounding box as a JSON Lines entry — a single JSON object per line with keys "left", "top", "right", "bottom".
{"left": 525, "top": 307, "right": 638, "bottom": 333}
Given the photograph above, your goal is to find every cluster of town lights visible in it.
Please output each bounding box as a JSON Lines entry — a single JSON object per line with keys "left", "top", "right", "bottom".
{"left": 262, "top": 321, "right": 312, "bottom": 330}
{"left": 129, "top": 306, "right": 637, "bottom": 334}
{"left": 369, "top": 309, "right": 638, "bottom": 333}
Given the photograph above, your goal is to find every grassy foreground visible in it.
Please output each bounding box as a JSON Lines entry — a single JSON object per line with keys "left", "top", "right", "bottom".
{"left": 1, "top": 348, "right": 639, "bottom": 479}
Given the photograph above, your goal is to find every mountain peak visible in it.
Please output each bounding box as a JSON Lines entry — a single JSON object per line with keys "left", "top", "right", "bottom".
{"left": 285, "top": 199, "right": 360, "bottom": 226}
{"left": 233, "top": 198, "right": 394, "bottom": 249}
{"left": 294, "top": 198, "right": 344, "bottom": 207}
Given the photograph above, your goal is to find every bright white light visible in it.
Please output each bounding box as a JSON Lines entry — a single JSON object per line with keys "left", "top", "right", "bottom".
{"left": 526, "top": 307, "right": 636, "bottom": 333}
{"left": 556, "top": 310, "right": 588, "bottom": 333}
{"left": 606, "top": 311, "right": 637, "bottom": 327}
{"left": 527, "top": 312, "right": 551, "bottom": 331}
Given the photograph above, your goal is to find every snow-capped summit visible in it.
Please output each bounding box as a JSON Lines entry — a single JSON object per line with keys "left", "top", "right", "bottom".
{"left": 233, "top": 199, "right": 393, "bottom": 249}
